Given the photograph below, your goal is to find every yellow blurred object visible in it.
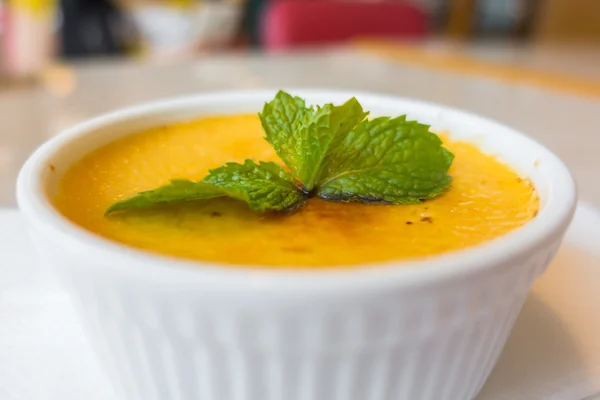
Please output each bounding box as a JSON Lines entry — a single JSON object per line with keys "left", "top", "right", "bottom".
{"left": 10, "top": 0, "right": 57, "bottom": 17}
{"left": 165, "top": 0, "right": 193, "bottom": 8}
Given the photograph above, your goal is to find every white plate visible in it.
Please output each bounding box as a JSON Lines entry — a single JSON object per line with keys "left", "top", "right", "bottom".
{"left": 1, "top": 204, "right": 599, "bottom": 400}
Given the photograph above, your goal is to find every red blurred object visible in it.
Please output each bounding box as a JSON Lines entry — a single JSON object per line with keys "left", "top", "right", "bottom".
{"left": 262, "top": 0, "right": 428, "bottom": 51}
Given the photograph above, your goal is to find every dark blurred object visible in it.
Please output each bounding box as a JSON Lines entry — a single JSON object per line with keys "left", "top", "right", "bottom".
{"left": 242, "top": 0, "right": 266, "bottom": 47}
{"left": 59, "top": 0, "right": 134, "bottom": 58}
{"left": 445, "top": 0, "right": 537, "bottom": 40}
{"left": 473, "top": 0, "right": 538, "bottom": 39}
{"left": 261, "top": 0, "right": 428, "bottom": 51}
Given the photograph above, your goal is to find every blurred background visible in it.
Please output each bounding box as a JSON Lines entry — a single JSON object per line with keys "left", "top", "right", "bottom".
{"left": 1, "top": 0, "right": 599, "bottom": 82}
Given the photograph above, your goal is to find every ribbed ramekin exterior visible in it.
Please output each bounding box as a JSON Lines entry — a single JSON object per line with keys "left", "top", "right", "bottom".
{"left": 31, "top": 235, "right": 562, "bottom": 400}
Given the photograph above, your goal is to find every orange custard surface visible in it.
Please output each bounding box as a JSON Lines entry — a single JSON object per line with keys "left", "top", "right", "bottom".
{"left": 54, "top": 114, "right": 538, "bottom": 268}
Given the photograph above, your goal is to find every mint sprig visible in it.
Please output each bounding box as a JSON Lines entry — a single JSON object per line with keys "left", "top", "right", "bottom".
{"left": 259, "top": 91, "right": 369, "bottom": 191}
{"left": 105, "top": 180, "right": 224, "bottom": 215}
{"left": 106, "top": 160, "right": 305, "bottom": 214}
{"left": 203, "top": 160, "right": 306, "bottom": 212}
{"left": 106, "top": 91, "right": 454, "bottom": 215}
{"left": 316, "top": 116, "right": 454, "bottom": 203}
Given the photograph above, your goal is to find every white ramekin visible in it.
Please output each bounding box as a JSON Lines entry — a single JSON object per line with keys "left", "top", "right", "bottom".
{"left": 17, "top": 90, "right": 576, "bottom": 400}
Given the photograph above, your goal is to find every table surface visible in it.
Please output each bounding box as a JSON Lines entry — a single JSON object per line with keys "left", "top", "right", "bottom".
{"left": 1, "top": 40, "right": 600, "bottom": 400}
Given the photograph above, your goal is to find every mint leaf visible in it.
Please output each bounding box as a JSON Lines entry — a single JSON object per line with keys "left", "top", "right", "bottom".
{"left": 204, "top": 160, "right": 306, "bottom": 212}
{"left": 106, "top": 161, "right": 306, "bottom": 215}
{"left": 105, "top": 180, "right": 225, "bottom": 214}
{"left": 302, "top": 98, "right": 369, "bottom": 190}
{"left": 259, "top": 91, "right": 368, "bottom": 191}
{"left": 259, "top": 91, "right": 310, "bottom": 181}
{"left": 316, "top": 116, "right": 454, "bottom": 204}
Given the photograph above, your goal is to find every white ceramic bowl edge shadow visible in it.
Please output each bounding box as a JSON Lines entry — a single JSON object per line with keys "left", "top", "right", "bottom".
{"left": 16, "top": 90, "right": 576, "bottom": 400}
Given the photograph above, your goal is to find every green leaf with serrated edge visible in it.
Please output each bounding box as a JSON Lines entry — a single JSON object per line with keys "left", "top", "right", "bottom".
{"left": 105, "top": 180, "right": 225, "bottom": 215}
{"left": 316, "top": 116, "right": 454, "bottom": 204}
{"left": 204, "top": 160, "right": 306, "bottom": 212}
{"left": 259, "top": 91, "right": 368, "bottom": 191}
{"left": 303, "top": 98, "right": 369, "bottom": 190}
{"left": 259, "top": 91, "right": 310, "bottom": 181}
